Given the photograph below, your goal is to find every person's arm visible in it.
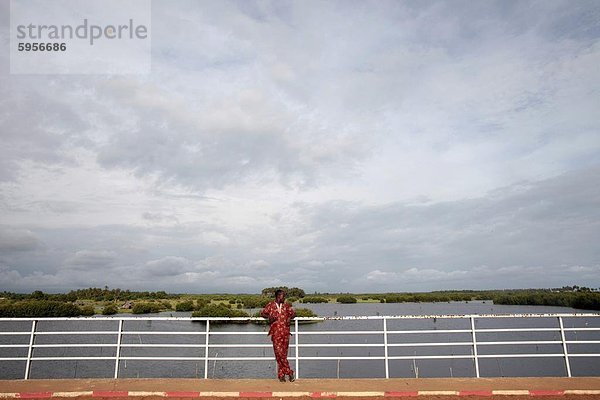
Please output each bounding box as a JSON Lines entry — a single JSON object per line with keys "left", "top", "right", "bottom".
{"left": 288, "top": 304, "right": 296, "bottom": 320}
{"left": 260, "top": 302, "right": 275, "bottom": 322}
{"left": 260, "top": 302, "right": 270, "bottom": 318}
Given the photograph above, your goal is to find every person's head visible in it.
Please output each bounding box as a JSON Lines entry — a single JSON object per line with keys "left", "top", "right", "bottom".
{"left": 275, "top": 289, "right": 286, "bottom": 303}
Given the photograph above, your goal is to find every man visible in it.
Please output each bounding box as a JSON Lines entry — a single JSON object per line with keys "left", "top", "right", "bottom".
{"left": 261, "top": 289, "right": 296, "bottom": 382}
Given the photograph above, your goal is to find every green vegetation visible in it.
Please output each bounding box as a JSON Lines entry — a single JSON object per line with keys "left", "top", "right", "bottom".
{"left": 492, "top": 290, "right": 600, "bottom": 310}
{"left": 80, "top": 305, "right": 96, "bottom": 316}
{"left": 336, "top": 295, "right": 357, "bottom": 304}
{"left": 301, "top": 296, "right": 329, "bottom": 303}
{"left": 1, "top": 285, "right": 598, "bottom": 318}
{"left": 102, "top": 305, "right": 118, "bottom": 315}
{"left": 295, "top": 308, "right": 318, "bottom": 318}
{"left": 261, "top": 287, "right": 305, "bottom": 298}
{"left": 0, "top": 288, "right": 177, "bottom": 303}
{"left": 239, "top": 296, "right": 271, "bottom": 309}
{"left": 132, "top": 302, "right": 163, "bottom": 314}
{"left": 175, "top": 300, "right": 195, "bottom": 312}
{"left": 192, "top": 304, "right": 250, "bottom": 318}
{"left": 0, "top": 301, "right": 83, "bottom": 317}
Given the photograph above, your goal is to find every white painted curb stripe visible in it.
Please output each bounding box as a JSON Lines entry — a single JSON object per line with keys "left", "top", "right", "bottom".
{"left": 336, "top": 393, "right": 385, "bottom": 397}
{"left": 127, "top": 392, "right": 167, "bottom": 397}
{"left": 53, "top": 393, "right": 94, "bottom": 398}
{"left": 199, "top": 393, "right": 240, "bottom": 397}
{"left": 272, "top": 393, "right": 311, "bottom": 397}
{"left": 564, "top": 390, "right": 600, "bottom": 395}
{"left": 491, "top": 391, "right": 530, "bottom": 396}
{"left": 417, "top": 391, "right": 458, "bottom": 396}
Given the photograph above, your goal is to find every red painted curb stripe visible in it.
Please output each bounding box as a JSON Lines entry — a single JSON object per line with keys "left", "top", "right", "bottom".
{"left": 19, "top": 394, "right": 52, "bottom": 399}
{"left": 239, "top": 393, "right": 272, "bottom": 398}
{"left": 92, "top": 392, "right": 129, "bottom": 398}
{"left": 459, "top": 391, "right": 493, "bottom": 396}
{"left": 529, "top": 391, "right": 565, "bottom": 396}
{"left": 384, "top": 392, "right": 419, "bottom": 397}
{"left": 165, "top": 393, "right": 200, "bottom": 398}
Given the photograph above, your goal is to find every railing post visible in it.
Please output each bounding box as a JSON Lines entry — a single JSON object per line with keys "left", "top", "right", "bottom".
{"left": 558, "top": 317, "right": 572, "bottom": 377}
{"left": 470, "top": 316, "right": 480, "bottom": 378}
{"left": 114, "top": 319, "right": 123, "bottom": 379}
{"left": 204, "top": 320, "right": 210, "bottom": 379}
{"left": 24, "top": 319, "right": 37, "bottom": 380}
{"left": 383, "top": 317, "right": 389, "bottom": 379}
{"left": 295, "top": 318, "right": 299, "bottom": 379}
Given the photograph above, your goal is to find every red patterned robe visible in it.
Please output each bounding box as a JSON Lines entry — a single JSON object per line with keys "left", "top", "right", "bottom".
{"left": 260, "top": 300, "right": 296, "bottom": 379}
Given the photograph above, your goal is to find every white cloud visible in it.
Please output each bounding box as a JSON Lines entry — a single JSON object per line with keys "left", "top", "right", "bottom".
{"left": 0, "top": 0, "right": 599, "bottom": 293}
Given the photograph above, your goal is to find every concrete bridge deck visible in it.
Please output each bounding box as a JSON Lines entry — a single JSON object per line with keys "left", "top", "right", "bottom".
{"left": 1, "top": 378, "right": 600, "bottom": 400}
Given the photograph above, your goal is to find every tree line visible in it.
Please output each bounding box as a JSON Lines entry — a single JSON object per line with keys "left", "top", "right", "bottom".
{"left": 1, "top": 287, "right": 599, "bottom": 317}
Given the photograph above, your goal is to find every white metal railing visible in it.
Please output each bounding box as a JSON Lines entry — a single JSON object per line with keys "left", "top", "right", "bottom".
{"left": 0, "top": 313, "right": 599, "bottom": 380}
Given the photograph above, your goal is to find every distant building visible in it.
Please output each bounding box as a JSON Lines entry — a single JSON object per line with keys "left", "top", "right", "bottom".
{"left": 122, "top": 301, "right": 134, "bottom": 309}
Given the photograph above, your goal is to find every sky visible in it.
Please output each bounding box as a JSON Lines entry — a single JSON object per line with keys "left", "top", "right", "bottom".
{"left": 0, "top": 0, "right": 599, "bottom": 294}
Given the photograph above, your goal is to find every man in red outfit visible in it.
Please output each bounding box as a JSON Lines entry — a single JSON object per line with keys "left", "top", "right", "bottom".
{"left": 261, "top": 289, "right": 296, "bottom": 382}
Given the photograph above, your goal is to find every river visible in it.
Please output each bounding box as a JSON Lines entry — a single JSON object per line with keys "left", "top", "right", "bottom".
{"left": 1, "top": 301, "right": 598, "bottom": 380}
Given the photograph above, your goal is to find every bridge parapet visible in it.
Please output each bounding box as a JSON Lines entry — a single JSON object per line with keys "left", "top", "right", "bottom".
{"left": 1, "top": 313, "right": 599, "bottom": 380}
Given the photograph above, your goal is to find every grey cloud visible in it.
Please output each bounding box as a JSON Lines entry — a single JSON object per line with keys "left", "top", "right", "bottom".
{"left": 291, "top": 166, "right": 600, "bottom": 291}
{"left": 0, "top": 227, "right": 41, "bottom": 252}
{"left": 65, "top": 250, "right": 117, "bottom": 268}
{"left": 144, "top": 256, "right": 191, "bottom": 277}
{"left": 0, "top": 1, "right": 599, "bottom": 294}
{"left": 93, "top": 77, "right": 367, "bottom": 191}
{"left": 0, "top": 77, "right": 90, "bottom": 181}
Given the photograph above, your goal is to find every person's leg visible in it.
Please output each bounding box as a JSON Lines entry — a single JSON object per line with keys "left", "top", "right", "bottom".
{"left": 279, "top": 335, "right": 293, "bottom": 377}
{"left": 272, "top": 335, "right": 286, "bottom": 380}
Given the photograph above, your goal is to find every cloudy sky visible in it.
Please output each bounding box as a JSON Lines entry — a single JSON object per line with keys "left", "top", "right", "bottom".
{"left": 1, "top": 0, "right": 599, "bottom": 294}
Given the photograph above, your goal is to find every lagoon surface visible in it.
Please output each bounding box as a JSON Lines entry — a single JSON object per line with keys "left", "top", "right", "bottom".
{"left": 1, "top": 301, "right": 599, "bottom": 379}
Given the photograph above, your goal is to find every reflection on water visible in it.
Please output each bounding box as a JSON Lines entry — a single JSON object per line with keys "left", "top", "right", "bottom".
{"left": 1, "top": 302, "right": 598, "bottom": 379}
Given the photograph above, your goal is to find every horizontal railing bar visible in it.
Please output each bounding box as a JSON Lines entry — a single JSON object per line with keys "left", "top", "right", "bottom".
{"left": 34, "top": 331, "right": 117, "bottom": 335}
{"left": 295, "top": 343, "right": 383, "bottom": 347}
{"left": 14, "top": 342, "right": 570, "bottom": 348}
{"left": 387, "top": 355, "right": 474, "bottom": 360}
{"left": 199, "top": 332, "right": 270, "bottom": 335}
{"left": 477, "top": 341, "right": 562, "bottom": 345}
{"left": 121, "top": 343, "right": 270, "bottom": 348}
{"left": 0, "top": 332, "right": 31, "bottom": 335}
{"left": 477, "top": 354, "right": 564, "bottom": 358}
{"left": 296, "top": 331, "right": 383, "bottom": 335}
{"left": 475, "top": 328, "right": 559, "bottom": 332}
{"left": 32, "top": 344, "right": 117, "bottom": 348}
{"left": 564, "top": 328, "right": 600, "bottom": 331}
{"left": 122, "top": 332, "right": 207, "bottom": 335}
{"left": 388, "top": 330, "right": 472, "bottom": 334}
{"left": 297, "top": 356, "right": 385, "bottom": 360}
{"left": 119, "top": 357, "right": 211, "bottom": 361}
{"left": 205, "top": 357, "right": 277, "bottom": 361}
{"left": 31, "top": 357, "right": 115, "bottom": 360}
{"left": 1, "top": 313, "right": 597, "bottom": 322}
{"left": 566, "top": 340, "right": 600, "bottom": 344}
{"left": 120, "top": 357, "right": 278, "bottom": 361}
{"left": 387, "top": 342, "right": 473, "bottom": 347}
{"left": 189, "top": 344, "right": 271, "bottom": 348}
{"left": 569, "top": 354, "right": 600, "bottom": 357}
{"left": 0, "top": 357, "right": 27, "bottom": 361}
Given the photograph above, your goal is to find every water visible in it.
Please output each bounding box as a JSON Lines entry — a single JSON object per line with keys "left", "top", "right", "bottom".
{"left": 1, "top": 302, "right": 598, "bottom": 380}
